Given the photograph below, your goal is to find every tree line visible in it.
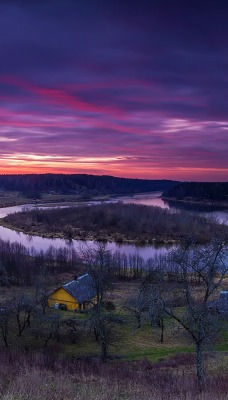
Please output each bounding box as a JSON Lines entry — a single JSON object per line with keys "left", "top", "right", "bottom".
{"left": 164, "top": 182, "right": 228, "bottom": 202}
{"left": 0, "top": 236, "right": 174, "bottom": 286}
{"left": 0, "top": 173, "right": 178, "bottom": 197}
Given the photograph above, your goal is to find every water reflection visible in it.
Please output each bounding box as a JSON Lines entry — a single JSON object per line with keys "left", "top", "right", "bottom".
{"left": 116, "top": 192, "right": 168, "bottom": 209}
{"left": 0, "top": 192, "right": 227, "bottom": 259}
{"left": 164, "top": 198, "right": 228, "bottom": 213}
{"left": 163, "top": 198, "right": 228, "bottom": 224}
{"left": 0, "top": 223, "right": 172, "bottom": 260}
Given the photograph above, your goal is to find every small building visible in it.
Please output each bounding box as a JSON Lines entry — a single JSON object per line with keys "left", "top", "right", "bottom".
{"left": 208, "top": 291, "right": 228, "bottom": 315}
{"left": 219, "top": 291, "right": 228, "bottom": 314}
{"left": 48, "top": 274, "right": 96, "bottom": 311}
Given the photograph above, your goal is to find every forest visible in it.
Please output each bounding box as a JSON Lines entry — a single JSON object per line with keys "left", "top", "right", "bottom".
{"left": 0, "top": 173, "right": 178, "bottom": 198}
{"left": 2, "top": 202, "right": 225, "bottom": 244}
{"left": 164, "top": 182, "right": 228, "bottom": 202}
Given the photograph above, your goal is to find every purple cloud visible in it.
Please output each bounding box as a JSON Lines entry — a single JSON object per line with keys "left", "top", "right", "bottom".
{"left": 0, "top": 0, "right": 227, "bottom": 180}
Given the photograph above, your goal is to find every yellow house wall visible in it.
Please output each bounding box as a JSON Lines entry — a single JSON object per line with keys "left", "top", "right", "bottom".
{"left": 48, "top": 287, "right": 79, "bottom": 311}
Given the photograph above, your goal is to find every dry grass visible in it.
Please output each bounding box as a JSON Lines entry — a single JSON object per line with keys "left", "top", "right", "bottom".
{"left": 0, "top": 192, "right": 29, "bottom": 208}
{"left": 0, "top": 190, "right": 109, "bottom": 209}
{"left": 0, "top": 349, "right": 227, "bottom": 400}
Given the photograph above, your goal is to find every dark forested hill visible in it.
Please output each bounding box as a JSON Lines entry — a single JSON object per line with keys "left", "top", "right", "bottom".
{"left": 0, "top": 174, "right": 178, "bottom": 196}
{"left": 163, "top": 182, "right": 228, "bottom": 202}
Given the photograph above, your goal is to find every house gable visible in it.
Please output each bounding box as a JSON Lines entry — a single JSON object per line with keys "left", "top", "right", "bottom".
{"left": 48, "top": 287, "right": 79, "bottom": 311}
{"left": 48, "top": 274, "right": 96, "bottom": 311}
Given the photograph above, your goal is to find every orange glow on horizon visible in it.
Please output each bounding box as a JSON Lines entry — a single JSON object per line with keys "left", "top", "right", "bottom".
{"left": 0, "top": 162, "right": 227, "bottom": 182}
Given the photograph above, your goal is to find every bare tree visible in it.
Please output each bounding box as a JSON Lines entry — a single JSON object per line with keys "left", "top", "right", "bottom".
{"left": 10, "top": 294, "right": 37, "bottom": 336}
{"left": 147, "top": 293, "right": 166, "bottom": 343}
{"left": 0, "top": 305, "right": 11, "bottom": 347}
{"left": 63, "top": 317, "right": 85, "bottom": 344}
{"left": 0, "top": 262, "right": 9, "bottom": 287}
{"left": 34, "top": 273, "right": 49, "bottom": 314}
{"left": 140, "top": 258, "right": 170, "bottom": 342}
{"left": 79, "top": 243, "right": 122, "bottom": 362}
{"left": 87, "top": 304, "right": 122, "bottom": 362}
{"left": 80, "top": 243, "right": 113, "bottom": 305}
{"left": 161, "top": 238, "right": 228, "bottom": 386}
{"left": 32, "top": 312, "right": 61, "bottom": 348}
{"left": 124, "top": 290, "right": 148, "bottom": 329}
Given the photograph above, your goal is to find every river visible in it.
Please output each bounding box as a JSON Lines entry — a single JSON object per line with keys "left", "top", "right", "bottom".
{"left": 0, "top": 192, "right": 227, "bottom": 260}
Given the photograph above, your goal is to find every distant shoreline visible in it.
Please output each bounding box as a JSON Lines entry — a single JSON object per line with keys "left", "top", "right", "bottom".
{"left": 0, "top": 191, "right": 162, "bottom": 209}
{"left": 162, "top": 196, "right": 228, "bottom": 210}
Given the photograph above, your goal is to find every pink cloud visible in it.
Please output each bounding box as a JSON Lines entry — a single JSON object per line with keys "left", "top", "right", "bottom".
{"left": 0, "top": 76, "right": 227, "bottom": 181}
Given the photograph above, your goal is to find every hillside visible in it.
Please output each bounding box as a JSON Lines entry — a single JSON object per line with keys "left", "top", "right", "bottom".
{"left": 163, "top": 182, "right": 228, "bottom": 204}
{"left": 0, "top": 174, "right": 178, "bottom": 197}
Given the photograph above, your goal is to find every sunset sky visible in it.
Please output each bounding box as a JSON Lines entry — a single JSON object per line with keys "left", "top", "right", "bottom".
{"left": 0, "top": 0, "right": 227, "bottom": 181}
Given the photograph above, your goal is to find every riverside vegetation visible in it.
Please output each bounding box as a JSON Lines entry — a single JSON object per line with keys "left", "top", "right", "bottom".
{"left": 1, "top": 202, "right": 226, "bottom": 244}
{"left": 0, "top": 236, "right": 227, "bottom": 398}
{"left": 164, "top": 182, "right": 228, "bottom": 207}
{"left": 0, "top": 194, "right": 227, "bottom": 397}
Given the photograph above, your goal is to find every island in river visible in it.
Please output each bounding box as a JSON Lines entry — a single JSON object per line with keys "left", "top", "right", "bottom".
{"left": 1, "top": 202, "right": 226, "bottom": 245}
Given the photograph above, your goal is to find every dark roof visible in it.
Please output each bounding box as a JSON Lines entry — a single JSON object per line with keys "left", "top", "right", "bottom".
{"left": 63, "top": 274, "right": 96, "bottom": 303}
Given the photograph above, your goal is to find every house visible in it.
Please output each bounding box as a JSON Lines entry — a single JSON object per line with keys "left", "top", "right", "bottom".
{"left": 48, "top": 274, "right": 96, "bottom": 311}
{"left": 207, "top": 291, "right": 228, "bottom": 315}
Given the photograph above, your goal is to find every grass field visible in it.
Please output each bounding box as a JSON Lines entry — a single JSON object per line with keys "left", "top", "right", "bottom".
{"left": 1, "top": 282, "right": 227, "bottom": 362}
{"left": 0, "top": 280, "right": 227, "bottom": 399}
{"left": 0, "top": 191, "right": 113, "bottom": 209}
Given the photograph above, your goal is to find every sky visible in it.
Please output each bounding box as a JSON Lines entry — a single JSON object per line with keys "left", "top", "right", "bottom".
{"left": 0, "top": 0, "right": 227, "bottom": 181}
